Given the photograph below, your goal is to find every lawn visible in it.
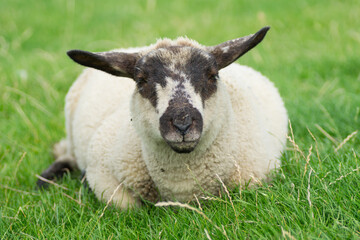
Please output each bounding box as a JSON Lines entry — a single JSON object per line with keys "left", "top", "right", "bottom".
{"left": 1, "top": 0, "right": 360, "bottom": 239}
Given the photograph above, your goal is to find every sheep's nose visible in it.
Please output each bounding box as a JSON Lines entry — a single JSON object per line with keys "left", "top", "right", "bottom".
{"left": 173, "top": 116, "right": 192, "bottom": 135}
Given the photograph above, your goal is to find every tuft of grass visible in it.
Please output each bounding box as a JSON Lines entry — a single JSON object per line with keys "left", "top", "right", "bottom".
{"left": 1, "top": 0, "right": 359, "bottom": 239}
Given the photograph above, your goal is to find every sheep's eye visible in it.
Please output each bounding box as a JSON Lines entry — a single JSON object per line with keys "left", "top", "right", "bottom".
{"left": 136, "top": 77, "right": 147, "bottom": 85}
{"left": 208, "top": 74, "right": 218, "bottom": 83}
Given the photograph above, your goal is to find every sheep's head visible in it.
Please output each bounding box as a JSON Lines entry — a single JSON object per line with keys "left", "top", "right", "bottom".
{"left": 67, "top": 27, "right": 269, "bottom": 153}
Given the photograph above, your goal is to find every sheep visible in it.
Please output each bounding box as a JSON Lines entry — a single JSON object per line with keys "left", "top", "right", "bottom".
{"left": 37, "top": 26, "right": 288, "bottom": 209}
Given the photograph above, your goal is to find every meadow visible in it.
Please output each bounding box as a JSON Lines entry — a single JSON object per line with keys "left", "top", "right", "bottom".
{"left": 1, "top": 0, "right": 359, "bottom": 239}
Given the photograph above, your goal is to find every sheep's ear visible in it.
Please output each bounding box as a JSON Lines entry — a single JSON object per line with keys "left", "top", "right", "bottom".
{"left": 67, "top": 50, "right": 140, "bottom": 78}
{"left": 207, "top": 26, "right": 270, "bottom": 69}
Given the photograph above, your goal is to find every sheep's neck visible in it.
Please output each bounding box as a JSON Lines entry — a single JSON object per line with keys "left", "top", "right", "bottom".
{"left": 141, "top": 108, "right": 235, "bottom": 201}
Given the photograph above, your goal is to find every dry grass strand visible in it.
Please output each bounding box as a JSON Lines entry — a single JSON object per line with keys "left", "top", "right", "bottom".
{"left": 287, "top": 121, "right": 306, "bottom": 161}
{"left": 35, "top": 174, "right": 69, "bottom": 191}
{"left": 307, "top": 169, "right": 314, "bottom": 218}
{"left": 281, "top": 227, "right": 296, "bottom": 240}
{"left": 329, "top": 167, "right": 360, "bottom": 186}
{"left": 62, "top": 192, "right": 86, "bottom": 207}
{"left": 335, "top": 130, "right": 358, "bottom": 153}
{"left": 1, "top": 185, "right": 39, "bottom": 196}
{"left": 86, "top": 183, "right": 123, "bottom": 240}
{"left": 155, "top": 201, "right": 228, "bottom": 239}
{"left": 215, "top": 174, "right": 237, "bottom": 222}
{"left": 13, "top": 152, "right": 27, "bottom": 181}
{"left": 204, "top": 229, "right": 212, "bottom": 240}
{"left": 99, "top": 183, "right": 123, "bottom": 218}
{"left": 307, "top": 128, "right": 321, "bottom": 167}
{"left": 303, "top": 145, "right": 313, "bottom": 177}
{"left": 193, "top": 194, "right": 202, "bottom": 211}
{"left": 315, "top": 124, "right": 338, "bottom": 145}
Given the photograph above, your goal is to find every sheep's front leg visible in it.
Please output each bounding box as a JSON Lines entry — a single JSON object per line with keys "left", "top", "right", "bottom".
{"left": 86, "top": 166, "right": 140, "bottom": 210}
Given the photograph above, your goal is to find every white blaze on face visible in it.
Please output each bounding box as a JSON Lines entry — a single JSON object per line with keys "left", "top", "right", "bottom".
{"left": 155, "top": 77, "right": 177, "bottom": 116}
{"left": 155, "top": 75, "right": 203, "bottom": 118}
{"left": 182, "top": 80, "right": 203, "bottom": 114}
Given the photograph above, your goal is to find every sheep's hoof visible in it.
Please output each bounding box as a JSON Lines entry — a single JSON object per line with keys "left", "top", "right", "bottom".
{"left": 36, "top": 161, "right": 74, "bottom": 189}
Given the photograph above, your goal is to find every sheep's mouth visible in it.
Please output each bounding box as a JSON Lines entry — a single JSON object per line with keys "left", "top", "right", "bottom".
{"left": 167, "top": 140, "right": 199, "bottom": 153}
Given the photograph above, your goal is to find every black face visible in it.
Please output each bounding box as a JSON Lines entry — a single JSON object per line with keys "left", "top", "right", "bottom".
{"left": 134, "top": 46, "right": 219, "bottom": 108}
{"left": 183, "top": 48, "right": 219, "bottom": 102}
{"left": 133, "top": 46, "right": 219, "bottom": 153}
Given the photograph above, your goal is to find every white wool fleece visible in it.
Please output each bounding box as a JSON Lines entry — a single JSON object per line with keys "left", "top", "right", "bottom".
{"left": 61, "top": 59, "right": 288, "bottom": 208}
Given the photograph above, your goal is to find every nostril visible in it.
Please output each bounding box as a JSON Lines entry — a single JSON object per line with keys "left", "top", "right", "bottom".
{"left": 174, "top": 122, "right": 191, "bottom": 133}
{"left": 173, "top": 116, "right": 192, "bottom": 134}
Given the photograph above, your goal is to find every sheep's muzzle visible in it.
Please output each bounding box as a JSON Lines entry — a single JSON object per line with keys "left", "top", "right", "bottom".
{"left": 159, "top": 104, "right": 203, "bottom": 153}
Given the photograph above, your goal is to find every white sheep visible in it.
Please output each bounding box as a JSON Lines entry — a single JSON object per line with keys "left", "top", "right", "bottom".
{"left": 37, "top": 27, "right": 288, "bottom": 209}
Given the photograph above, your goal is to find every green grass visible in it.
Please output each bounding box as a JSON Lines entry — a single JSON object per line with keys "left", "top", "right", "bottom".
{"left": 1, "top": 0, "right": 360, "bottom": 239}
